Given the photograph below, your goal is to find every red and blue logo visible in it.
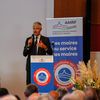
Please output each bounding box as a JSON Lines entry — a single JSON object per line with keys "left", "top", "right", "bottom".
{"left": 33, "top": 68, "right": 51, "bottom": 86}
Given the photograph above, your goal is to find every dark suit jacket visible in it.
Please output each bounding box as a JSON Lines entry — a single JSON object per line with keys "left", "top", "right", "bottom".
{"left": 23, "top": 35, "right": 53, "bottom": 55}
{"left": 23, "top": 34, "right": 53, "bottom": 84}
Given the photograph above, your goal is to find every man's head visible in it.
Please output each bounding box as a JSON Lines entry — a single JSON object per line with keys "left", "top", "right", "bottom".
{"left": 33, "top": 21, "right": 42, "bottom": 36}
{"left": 24, "top": 84, "right": 38, "bottom": 98}
{"left": 0, "top": 95, "right": 17, "bottom": 100}
{"left": 0, "top": 88, "right": 9, "bottom": 97}
{"left": 27, "top": 93, "right": 40, "bottom": 100}
{"left": 49, "top": 90, "right": 59, "bottom": 100}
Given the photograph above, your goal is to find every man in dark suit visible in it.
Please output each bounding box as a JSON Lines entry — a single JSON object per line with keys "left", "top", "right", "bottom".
{"left": 23, "top": 21, "right": 53, "bottom": 84}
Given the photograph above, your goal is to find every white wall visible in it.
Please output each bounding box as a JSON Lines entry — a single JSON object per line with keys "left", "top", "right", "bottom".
{"left": 0, "top": 0, "right": 54, "bottom": 99}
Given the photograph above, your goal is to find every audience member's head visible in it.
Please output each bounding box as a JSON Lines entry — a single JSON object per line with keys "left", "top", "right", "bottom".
{"left": 84, "top": 86, "right": 98, "bottom": 100}
{"left": 72, "top": 89, "right": 85, "bottom": 100}
{"left": 0, "top": 94, "right": 17, "bottom": 100}
{"left": 61, "top": 93, "right": 78, "bottom": 100}
{"left": 56, "top": 87, "right": 68, "bottom": 100}
{"left": 0, "top": 87, "right": 9, "bottom": 97}
{"left": 37, "top": 94, "right": 53, "bottom": 100}
{"left": 49, "top": 90, "right": 59, "bottom": 100}
{"left": 27, "top": 93, "right": 40, "bottom": 100}
{"left": 24, "top": 84, "right": 38, "bottom": 98}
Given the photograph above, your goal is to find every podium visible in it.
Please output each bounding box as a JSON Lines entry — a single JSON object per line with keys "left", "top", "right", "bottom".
{"left": 30, "top": 55, "right": 54, "bottom": 93}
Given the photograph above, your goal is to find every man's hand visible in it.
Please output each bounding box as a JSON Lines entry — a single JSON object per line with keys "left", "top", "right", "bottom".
{"left": 28, "top": 38, "right": 33, "bottom": 46}
{"left": 38, "top": 41, "right": 47, "bottom": 49}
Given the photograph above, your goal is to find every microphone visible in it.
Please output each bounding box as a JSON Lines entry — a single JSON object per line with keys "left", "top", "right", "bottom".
{"left": 31, "top": 34, "right": 34, "bottom": 39}
{"left": 51, "top": 41, "right": 55, "bottom": 48}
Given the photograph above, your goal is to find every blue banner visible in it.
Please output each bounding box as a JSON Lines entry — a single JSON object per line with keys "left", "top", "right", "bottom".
{"left": 31, "top": 56, "right": 54, "bottom": 93}
{"left": 46, "top": 17, "right": 83, "bottom": 89}
{"left": 50, "top": 36, "right": 83, "bottom": 63}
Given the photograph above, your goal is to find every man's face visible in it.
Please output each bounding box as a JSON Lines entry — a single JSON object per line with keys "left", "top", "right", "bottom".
{"left": 33, "top": 24, "right": 42, "bottom": 36}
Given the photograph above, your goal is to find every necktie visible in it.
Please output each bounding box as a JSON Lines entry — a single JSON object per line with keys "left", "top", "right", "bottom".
{"left": 34, "top": 36, "right": 38, "bottom": 54}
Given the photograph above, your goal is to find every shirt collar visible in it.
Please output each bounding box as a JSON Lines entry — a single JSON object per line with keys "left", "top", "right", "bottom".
{"left": 34, "top": 34, "right": 41, "bottom": 39}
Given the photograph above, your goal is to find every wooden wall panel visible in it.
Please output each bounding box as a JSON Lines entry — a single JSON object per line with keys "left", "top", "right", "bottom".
{"left": 54, "top": 0, "right": 86, "bottom": 17}
{"left": 91, "top": 24, "right": 100, "bottom": 51}
{"left": 91, "top": 0, "right": 100, "bottom": 51}
{"left": 91, "top": 0, "right": 100, "bottom": 24}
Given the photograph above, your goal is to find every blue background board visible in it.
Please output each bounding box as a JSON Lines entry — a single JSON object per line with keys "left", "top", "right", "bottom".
{"left": 49, "top": 36, "right": 83, "bottom": 90}
{"left": 31, "top": 62, "right": 54, "bottom": 93}
{"left": 50, "top": 36, "right": 83, "bottom": 63}
{"left": 46, "top": 17, "right": 83, "bottom": 91}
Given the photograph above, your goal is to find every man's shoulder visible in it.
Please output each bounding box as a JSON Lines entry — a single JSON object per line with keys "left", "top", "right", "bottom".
{"left": 27, "top": 35, "right": 33, "bottom": 40}
{"left": 41, "top": 35, "right": 49, "bottom": 39}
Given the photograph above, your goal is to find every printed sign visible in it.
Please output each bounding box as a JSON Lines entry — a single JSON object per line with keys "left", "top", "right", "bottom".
{"left": 46, "top": 17, "right": 83, "bottom": 89}
{"left": 31, "top": 56, "right": 54, "bottom": 93}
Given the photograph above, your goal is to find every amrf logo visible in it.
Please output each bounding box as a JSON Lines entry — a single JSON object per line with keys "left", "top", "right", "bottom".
{"left": 54, "top": 60, "right": 77, "bottom": 89}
